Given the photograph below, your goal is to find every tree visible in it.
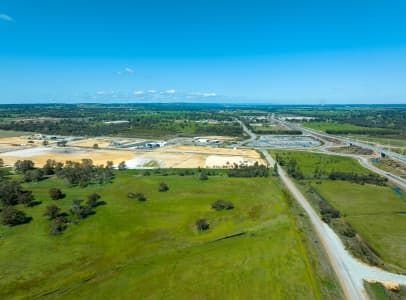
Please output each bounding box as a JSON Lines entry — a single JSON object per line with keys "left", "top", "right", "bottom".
{"left": 195, "top": 218, "right": 209, "bottom": 231}
{"left": 17, "top": 191, "right": 35, "bottom": 207}
{"left": 14, "top": 160, "right": 35, "bottom": 173}
{"left": 158, "top": 182, "right": 169, "bottom": 192}
{"left": 211, "top": 199, "right": 234, "bottom": 211}
{"left": 273, "top": 163, "right": 278, "bottom": 176}
{"left": 1, "top": 207, "right": 31, "bottom": 226}
{"left": 199, "top": 172, "right": 208, "bottom": 180}
{"left": 87, "top": 193, "right": 101, "bottom": 207}
{"left": 128, "top": 192, "right": 146, "bottom": 201}
{"left": 118, "top": 161, "right": 127, "bottom": 170}
{"left": 0, "top": 181, "right": 20, "bottom": 206}
{"left": 43, "top": 159, "right": 57, "bottom": 175}
{"left": 70, "top": 199, "right": 93, "bottom": 219}
{"left": 24, "top": 169, "right": 44, "bottom": 182}
{"left": 49, "top": 188, "right": 65, "bottom": 200}
{"left": 0, "top": 158, "right": 4, "bottom": 167}
{"left": 49, "top": 216, "right": 68, "bottom": 235}
{"left": 0, "top": 181, "right": 34, "bottom": 206}
{"left": 43, "top": 205, "right": 61, "bottom": 220}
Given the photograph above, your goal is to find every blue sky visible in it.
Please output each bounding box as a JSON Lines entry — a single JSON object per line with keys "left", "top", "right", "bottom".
{"left": 1, "top": 0, "right": 406, "bottom": 104}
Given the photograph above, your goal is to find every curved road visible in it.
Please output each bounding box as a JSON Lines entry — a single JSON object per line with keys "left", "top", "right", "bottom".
{"left": 238, "top": 120, "right": 406, "bottom": 299}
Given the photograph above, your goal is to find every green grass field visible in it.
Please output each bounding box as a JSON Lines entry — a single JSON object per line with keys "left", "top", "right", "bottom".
{"left": 311, "top": 180, "right": 406, "bottom": 271}
{"left": 272, "top": 150, "right": 406, "bottom": 272}
{"left": 347, "top": 135, "right": 406, "bottom": 147}
{"left": 0, "top": 172, "right": 324, "bottom": 299}
{"left": 270, "top": 150, "right": 371, "bottom": 178}
{"left": 364, "top": 281, "right": 406, "bottom": 300}
{"left": 0, "top": 129, "right": 31, "bottom": 138}
{"left": 302, "top": 121, "right": 379, "bottom": 132}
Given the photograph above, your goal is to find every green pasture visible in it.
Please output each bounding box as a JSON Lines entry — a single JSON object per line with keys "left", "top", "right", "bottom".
{"left": 0, "top": 172, "right": 322, "bottom": 299}
{"left": 270, "top": 150, "right": 371, "bottom": 178}
{"left": 311, "top": 179, "right": 406, "bottom": 271}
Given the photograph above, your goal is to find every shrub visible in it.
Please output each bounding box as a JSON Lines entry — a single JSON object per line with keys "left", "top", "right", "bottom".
{"left": 43, "top": 205, "right": 61, "bottom": 220}
{"left": 195, "top": 218, "right": 209, "bottom": 231}
{"left": 70, "top": 199, "right": 94, "bottom": 219}
{"left": 14, "top": 160, "right": 35, "bottom": 173}
{"left": 49, "top": 216, "right": 68, "bottom": 235}
{"left": 17, "top": 191, "right": 35, "bottom": 207}
{"left": 158, "top": 183, "right": 169, "bottom": 192}
{"left": 227, "top": 162, "right": 269, "bottom": 177}
{"left": 211, "top": 199, "right": 234, "bottom": 211}
{"left": 128, "top": 192, "right": 146, "bottom": 201}
{"left": 87, "top": 193, "right": 101, "bottom": 207}
{"left": 49, "top": 188, "right": 65, "bottom": 200}
{"left": 199, "top": 172, "right": 208, "bottom": 180}
{"left": 118, "top": 161, "right": 127, "bottom": 170}
{"left": 0, "top": 181, "right": 34, "bottom": 206}
{"left": 1, "top": 207, "right": 31, "bottom": 226}
{"left": 24, "top": 169, "right": 44, "bottom": 182}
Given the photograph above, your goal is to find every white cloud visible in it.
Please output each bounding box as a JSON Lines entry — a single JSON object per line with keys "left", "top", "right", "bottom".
{"left": 164, "top": 89, "right": 176, "bottom": 94}
{"left": 147, "top": 90, "right": 157, "bottom": 93}
{"left": 0, "top": 14, "right": 14, "bottom": 22}
{"left": 191, "top": 92, "right": 217, "bottom": 97}
{"left": 133, "top": 90, "right": 144, "bottom": 95}
{"left": 96, "top": 91, "right": 105, "bottom": 95}
{"left": 125, "top": 67, "right": 134, "bottom": 74}
{"left": 202, "top": 92, "right": 216, "bottom": 97}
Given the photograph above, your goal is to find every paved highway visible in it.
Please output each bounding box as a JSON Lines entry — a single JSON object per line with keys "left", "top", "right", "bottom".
{"left": 278, "top": 118, "right": 406, "bottom": 164}
{"left": 238, "top": 121, "right": 406, "bottom": 299}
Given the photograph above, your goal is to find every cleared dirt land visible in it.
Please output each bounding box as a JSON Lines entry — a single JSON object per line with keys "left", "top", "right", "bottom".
{"left": 0, "top": 138, "right": 264, "bottom": 168}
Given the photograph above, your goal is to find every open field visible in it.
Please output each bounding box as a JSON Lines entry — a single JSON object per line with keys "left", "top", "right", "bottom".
{"left": 270, "top": 150, "right": 371, "bottom": 178}
{"left": 372, "top": 158, "right": 406, "bottom": 179}
{"left": 0, "top": 142, "right": 264, "bottom": 169}
{"left": 302, "top": 121, "right": 380, "bottom": 132}
{"left": 0, "top": 147, "right": 135, "bottom": 166}
{"left": 311, "top": 178, "right": 406, "bottom": 271}
{"left": 0, "top": 136, "right": 45, "bottom": 147}
{"left": 364, "top": 281, "right": 406, "bottom": 300}
{"left": 347, "top": 135, "right": 406, "bottom": 148}
{"left": 326, "top": 145, "right": 374, "bottom": 155}
{"left": 0, "top": 172, "right": 323, "bottom": 299}
{"left": 273, "top": 150, "right": 406, "bottom": 272}
{"left": 0, "top": 129, "right": 32, "bottom": 138}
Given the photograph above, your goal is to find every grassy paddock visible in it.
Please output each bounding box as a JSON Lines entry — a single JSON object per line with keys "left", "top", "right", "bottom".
{"left": 270, "top": 150, "right": 371, "bottom": 178}
{"left": 272, "top": 150, "right": 406, "bottom": 272}
{"left": 364, "top": 281, "right": 406, "bottom": 300}
{"left": 302, "top": 121, "right": 381, "bottom": 132}
{"left": 311, "top": 180, "right": 406, "bottom": 271}
{"left": 0, "top": 171, "right": 322, "bottom": 299}
{"left": 0, "top": 129, "right": 31, "bottom": 138}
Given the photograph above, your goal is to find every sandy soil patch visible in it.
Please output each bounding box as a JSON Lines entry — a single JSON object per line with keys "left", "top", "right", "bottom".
{"left": 0, "top": 143, "right": 265, "bottom": 169}
{"left": 195, "top": 135, "right": 237, "bottom": 141}
{"left": 205, "top": 155, "right": 257, "bottom": 168}
{"left": 68, "top": 139, "right": 114, "bottom": 148}
{"left": 1, "top": 147, "right": 135, "bottom": 167}
{"left": 0, "top": 136, "right": 45, "bottom": 146}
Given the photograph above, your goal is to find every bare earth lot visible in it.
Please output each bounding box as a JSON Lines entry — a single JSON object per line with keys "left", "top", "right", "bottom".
{"left": 0, "top": 137, "right": 264, "bottom": 168}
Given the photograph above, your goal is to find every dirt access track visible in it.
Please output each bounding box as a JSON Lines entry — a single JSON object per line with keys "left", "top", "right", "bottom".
{"left": 0, "top": 138, "right": 265, "bottom": 168}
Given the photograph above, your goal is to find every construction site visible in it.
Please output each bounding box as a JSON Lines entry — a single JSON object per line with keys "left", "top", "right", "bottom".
{"left": 0, "top": 135, "right": 264, "bottom": 169}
